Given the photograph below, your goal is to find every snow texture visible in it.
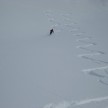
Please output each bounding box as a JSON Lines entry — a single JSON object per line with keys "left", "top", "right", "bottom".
{"left": 1, "top": 0, "right": 108, "bottom": 108}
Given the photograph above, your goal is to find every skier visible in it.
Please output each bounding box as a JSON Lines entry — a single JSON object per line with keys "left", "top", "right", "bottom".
{"left": 50, "top": 29, "right": 54, "bottom": 35}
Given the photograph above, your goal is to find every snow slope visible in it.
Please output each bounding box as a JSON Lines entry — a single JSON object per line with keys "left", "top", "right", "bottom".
{"left": 0, "top": 0, "right": 108, "bottom": 108}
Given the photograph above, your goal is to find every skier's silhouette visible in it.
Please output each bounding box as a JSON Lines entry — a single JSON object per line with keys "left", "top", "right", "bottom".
{"left": 50, "top": 29, "right": 54, "bottom": 35}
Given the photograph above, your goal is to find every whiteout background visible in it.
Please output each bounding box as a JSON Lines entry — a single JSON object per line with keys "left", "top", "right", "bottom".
{"left": 0, "top": 0, "right": 108, "bottom": 108}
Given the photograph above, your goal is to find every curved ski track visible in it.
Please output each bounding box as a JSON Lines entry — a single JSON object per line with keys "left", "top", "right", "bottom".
{"left": 44, "top": 10, "right": 108, "bottom": 86}
{"left": 44, "top": 10, "right": 108, "bottom": 108}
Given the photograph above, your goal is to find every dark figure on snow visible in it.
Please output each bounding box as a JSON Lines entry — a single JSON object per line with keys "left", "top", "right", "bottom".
{"left": 50, "top": 29, "right": 54, "bottom": 35}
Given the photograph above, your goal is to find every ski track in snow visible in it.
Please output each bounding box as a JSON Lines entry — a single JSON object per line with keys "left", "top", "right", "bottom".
{"left": 77, "top": 35, "right": 108, "bottom": 85}
{"left": 44, "top": 10, "right": 108, "bottom": 108}
{"left": 44, "top": 10, "right": 108, "bottom": 86}
{"left": 43, "top": 96, "right": 108, "bottom": 108}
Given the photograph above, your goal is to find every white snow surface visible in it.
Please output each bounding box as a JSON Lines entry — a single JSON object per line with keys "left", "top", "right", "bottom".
{"left": 0, "top": 0, "right": 108, "bottom": 108}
